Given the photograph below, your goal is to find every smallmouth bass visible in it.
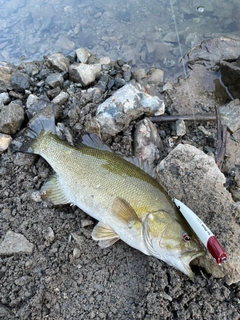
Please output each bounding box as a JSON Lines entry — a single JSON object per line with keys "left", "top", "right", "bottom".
{"left": 17, "top": 112, "right": 205, "bottom": 278}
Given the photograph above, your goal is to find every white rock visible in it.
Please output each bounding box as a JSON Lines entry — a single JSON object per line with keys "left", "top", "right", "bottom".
{"left": 0, "top": 133, "right": 12, "bottom": 152}
{"left": 52, "top": 92, "right": 69, "bottom": 105}
{"left": 94, "top": 83, "right": 165, "bottom": 135}
{"left": 69, "top": 63, "right": 101, "bottom": 86}
{"left": 75, "top": 48, "right": 91, "bottom": 63}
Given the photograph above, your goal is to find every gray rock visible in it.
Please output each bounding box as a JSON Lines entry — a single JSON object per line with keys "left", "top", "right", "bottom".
{"left": 134, "top": 118, "right": 162, "bottom": 165}
{"left": 156, "top": 144, "right": 240, "bottom": 285}
{"left": 0, "top": 101, "right": 24, "bottom": 134}
{"left": 0, "top": 61, "right": 15, "bottom": 92}
{"left": 76, "top": 47, "right": 91, "bottom": 63}
{"left": 93, "top": 83, "right": 165, "bottom": 136}
{"left": 185, "top": 36, "right": 240, "bottom": 67}
{"left": 11, "top": 72, "right": 30, "bottom": 92}
{"left": 175, "top": 119, "right": 187, "bottom": 136}
{"left": 69, "top": 63, "right": 101, "bottom": 86}
{"left": 220, "top": 99, "right": 240, "bottom": 133}
{"left": 46, "top": 73, "right": 64, "bottom": 88}
{"left": 0, "top": 92, "right": 10, "bottom": 104}
{"left": 52, "top": 91, "right": 69, "bottom": 105}
{"left": 0, "top": 230, "right": 34, "bottom": 255}
{"left": 46, "top": 53, "right": 70, "bottom": 72}
{"left": 220, "top": 58, "right": 240, "bottom": 99}
{"left": 26, "top": 94, "right": 52, "bottom": 119}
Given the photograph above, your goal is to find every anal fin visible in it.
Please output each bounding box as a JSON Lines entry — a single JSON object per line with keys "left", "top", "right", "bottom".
{"left": 41, "top": 174, "right": 70, "bottom": 205}
{"left": 91, "top": 222, "right": 119, "bottom": 248}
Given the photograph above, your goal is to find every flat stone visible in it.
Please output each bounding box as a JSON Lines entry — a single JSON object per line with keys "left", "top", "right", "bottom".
{"left": 46, "top": 73, "right": 64, "bottom": 88}
{"left": 220, "top": 99, "right": 240, "bottom": 133}
{"left": 94, "top": 83, "right": 165, "bottom": 136}
{"left": 46, "top": 53, "right": 70, "bottom": 72}
{"left": 0, "top": 230, "right": 34, "bottom": 255}
{"left": 69, "top": 63, "right": 101, "bottom": 86}
{"left": 0, "top": 101, "right": 24, "bottom": 134}
{"left": 156, "top": 144, "right": 240, "bottom": 285}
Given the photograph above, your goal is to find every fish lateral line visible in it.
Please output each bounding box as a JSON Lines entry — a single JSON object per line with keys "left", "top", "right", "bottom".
{"left": 172, "top": 198, "right": 227, "bottom": 265}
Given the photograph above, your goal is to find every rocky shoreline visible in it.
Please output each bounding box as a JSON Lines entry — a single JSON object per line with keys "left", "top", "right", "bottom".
{"left": 0, "top": 42, "right": 240, "bottom": 319}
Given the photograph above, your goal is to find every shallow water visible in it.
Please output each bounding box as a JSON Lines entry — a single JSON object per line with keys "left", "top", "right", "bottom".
{"left": 0, "top": 0, "right": 239, "bottom": 79}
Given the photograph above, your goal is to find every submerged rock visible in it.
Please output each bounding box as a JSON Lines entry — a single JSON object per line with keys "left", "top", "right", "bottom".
{"left": 92, "top": 83, "right": 165, "bottom": 136}
{"left": 156, "top": 144, "right": 240, "bottom": 285}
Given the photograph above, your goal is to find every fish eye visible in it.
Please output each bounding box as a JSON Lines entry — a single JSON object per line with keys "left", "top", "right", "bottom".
{"left": 183, "top": 233, "right": 191, "bottom": 242}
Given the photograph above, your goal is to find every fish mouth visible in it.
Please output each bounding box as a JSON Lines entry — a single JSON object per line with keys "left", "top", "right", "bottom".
{"left": 181, "top": 250, "right": 206, "bottom": 278}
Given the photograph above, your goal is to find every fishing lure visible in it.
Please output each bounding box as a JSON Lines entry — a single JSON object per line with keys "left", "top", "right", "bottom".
{"left": 173, "top": 198, "right": 227, "bottom": 265}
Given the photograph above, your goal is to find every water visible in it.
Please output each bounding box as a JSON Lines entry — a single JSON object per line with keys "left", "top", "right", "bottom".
{"left": 0, "top": 0, "right": 239, "bottom": 80}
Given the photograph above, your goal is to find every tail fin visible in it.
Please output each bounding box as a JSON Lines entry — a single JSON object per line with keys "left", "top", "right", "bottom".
{"left": 12, "top": 108, "right": 56, "bottom": 154}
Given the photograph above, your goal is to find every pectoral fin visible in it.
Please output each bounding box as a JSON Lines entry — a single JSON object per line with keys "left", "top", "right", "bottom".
{"left": 91, "top": 222, "right": 119, "bottom": 248}
{"left": 41, "top": 174, "right": 70, "bottom": 205}
{"left": 112, "top": 197, "right": 141, "bottom": 224}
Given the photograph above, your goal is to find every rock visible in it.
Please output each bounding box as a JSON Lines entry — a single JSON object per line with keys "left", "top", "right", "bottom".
{"left": 0, "top": 92, "right": 10, "bottom": 104}
{"left": 220, "top": 58, "right": 240, "bottom": 99}
{"left": 26, "top": 94, "right": 52, "bottom": 119}
{"left": 93, "top": 83, "right": 165, "bottom": 136}
{"left": 162, "top": 82, "right": 173, "bottom": 91}
{"left": 99, "top": 56, "right": 111, "bottom": 65}
{"left": 185, "top": 36, "right": 240, "bottom": 68}
{"left": 11, "top": 72, "right": 30, "bottom": 92}
{"left": 146, "top": 68, "right": 164, "bottom": 84}
{"left": 0, "top": 133, "right": 12, "bottom": 152}
{"left": 69, "top": 63, "right": 101, "bottom": 86}
{"left": 134, "top": 118, "right": 162, "bottom": 165}
{"left": 76, "top": 47, "right": 91, "bottom": 63}
{"left": 224, "top": 130, "right": 240, "bottom": 175}
{"left": 0, "top": 230, "right": 34, "bottom": 255}
{"left": 46, "top": 87, "right": 61, "bottom": 100}
{"left": 46, "top": 53, "right": 70, "bottom": 72}
{"left": 175, "top": 119, "right": 186, "bottom": 136}
{"left": 163, "top": 32, "right": 181, "bottom": 44}
{"left": 52, "top": 91, "right": 69, "bottom": 105}
{"left": 45, "top": 73, "right": 64, "bottom": 88}
{"left": 220, "top": 99, "right": 240, "bottom": 133}
{"left": 0, "top": 101, "right": 24, "bottom": 134}
{"left": 56, "top": 34, "right": 75, "bottom": 51}
{"left": 156, "top": 144, "right": 240, "bottom": 284}
{"left": 0, "top": 61, "right": 15, "bottom": 92}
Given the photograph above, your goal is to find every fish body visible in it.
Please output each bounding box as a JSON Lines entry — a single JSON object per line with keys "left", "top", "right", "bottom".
{"left": 17, "top": 112, "right": 205, "bottom": 277}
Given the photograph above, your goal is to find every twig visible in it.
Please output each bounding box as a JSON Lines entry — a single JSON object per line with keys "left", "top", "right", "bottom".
{"left": 215, "top": 105, "right": 227, "bottom": 170}
{"left": 149, "top": 114, "right": 216, "bottom": 122}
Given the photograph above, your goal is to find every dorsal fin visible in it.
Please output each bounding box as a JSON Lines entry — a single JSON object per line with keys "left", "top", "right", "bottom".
{"left": 124, "top": 156, "right": 156, "bottom": 178}
{"left": 81, "top": 133, "right": 112, "bottom": 152}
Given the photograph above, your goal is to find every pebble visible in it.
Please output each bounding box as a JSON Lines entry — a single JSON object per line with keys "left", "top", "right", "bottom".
{"left": 52, "top": 91, "right": 69, "bottom": 105}
{"left": 0, "top": 101, "right": 24, "bottom": 134}
{"left": 0, "top": 230, "right": 34, "bottom": 255}
{"left": 11, "top": 72, "right": 30, "bottom": 92}
{"left": 69, "top": 63, "right": 101, "bottom": 86}
{"left": 45, "top": 73, "right": 64, "bottom": 88}
{"left": 134, "top": 118, "right": 162, "bottom": 165}
{"left": 0, "top": 133, "right": 12, "bottom": 152}
{"left": 46, "top": 53, "right": 70, "bottom": 72}
{"left": 220, "top": 99, "right": 240, "bottom": 133}
{"left": 0, "top": 92, "right": 10, "bottom": 104}
{"left": 75, "top": 47, "right": 91, "bottom": 63}
{"left": 175, "top": 119, "right": 186, "bottom": 136}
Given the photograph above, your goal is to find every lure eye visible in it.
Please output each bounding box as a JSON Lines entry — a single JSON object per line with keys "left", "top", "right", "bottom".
{"left": 183, "top": 233, "right": 191, "bottom": 242}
